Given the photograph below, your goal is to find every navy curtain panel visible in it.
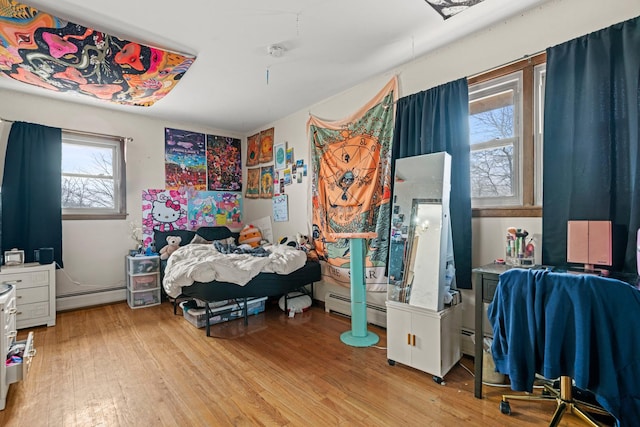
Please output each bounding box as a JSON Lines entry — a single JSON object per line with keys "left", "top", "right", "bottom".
{"left": 392, "top": 78, "right": 472, "bottom": 289}
{"left": 542, "top": 16, "right": 640, "bottom": 273}
{"left": 2, "top": 121, "right": 63, "bottom": 267}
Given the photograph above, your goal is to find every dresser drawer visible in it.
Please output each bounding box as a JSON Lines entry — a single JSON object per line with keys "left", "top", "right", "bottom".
{"left": 16, "top": 301, "right": 49, "bottom": 322}
{"left": 6, "top": 332, "right": 35, "bottom": 385}
{"left": 16, "top": 285, "right": 49, "bottom": 305}
{"left": 0, "top": 271, "right": 49, "bottom": 289}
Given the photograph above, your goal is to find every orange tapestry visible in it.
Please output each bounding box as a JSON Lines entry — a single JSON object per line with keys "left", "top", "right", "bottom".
{"left": 308, "top": 77, "right": 397, "bottom": 291}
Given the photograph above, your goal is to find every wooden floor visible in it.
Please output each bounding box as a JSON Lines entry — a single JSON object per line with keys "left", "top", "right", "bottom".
{"left": 0, "top": 301, "right": 612, "bottom": 426}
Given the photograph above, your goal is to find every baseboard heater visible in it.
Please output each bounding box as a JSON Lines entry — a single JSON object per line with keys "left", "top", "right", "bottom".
{"left": 324, "top": 292, "right": 387, "bottom": 328}
{"left": 461, "top": 327, "right": 475, "bottom": 357}
{"left": 57, "top": 287, "right": 126, "bottom": 311}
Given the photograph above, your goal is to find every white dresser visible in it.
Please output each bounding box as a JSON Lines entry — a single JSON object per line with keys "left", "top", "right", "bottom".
{"left": 0, "top": 263, "right": 56, "bottom": 329}
{"left": 0, "top": 283, "right": 35, "bottom": 410}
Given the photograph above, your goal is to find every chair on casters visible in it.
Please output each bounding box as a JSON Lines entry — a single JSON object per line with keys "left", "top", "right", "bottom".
{"left": 499, "top": 375, "right": 613, "bottom": 427}
{"left": 486, "top": 268, "right": 639, "bottom": 426}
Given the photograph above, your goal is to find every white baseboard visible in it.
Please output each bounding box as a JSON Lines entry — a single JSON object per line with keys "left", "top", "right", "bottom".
{"left": 56, "top": 288, "right": 126, "bottom": 311}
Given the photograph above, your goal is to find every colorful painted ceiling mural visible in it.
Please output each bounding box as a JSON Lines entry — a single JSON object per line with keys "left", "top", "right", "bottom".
{"left": 0, "top": 0, "right": 195, "bottom": 106}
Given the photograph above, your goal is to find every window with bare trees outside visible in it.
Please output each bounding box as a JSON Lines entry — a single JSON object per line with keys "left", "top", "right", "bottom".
{"left": 61, "top": 131, "right": 126, "bottom": 219}
{"left": 468, "top": 53, "right": 546, "bottom": 217}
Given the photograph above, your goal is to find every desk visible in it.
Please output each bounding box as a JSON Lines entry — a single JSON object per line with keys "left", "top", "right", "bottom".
{"left": 473, "top": 263, "right": 512, "bottom": 399}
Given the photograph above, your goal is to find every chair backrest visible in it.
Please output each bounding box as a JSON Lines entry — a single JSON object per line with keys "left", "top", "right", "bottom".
{"left": 488, "top": 268, "right": 640, "bottom": 425}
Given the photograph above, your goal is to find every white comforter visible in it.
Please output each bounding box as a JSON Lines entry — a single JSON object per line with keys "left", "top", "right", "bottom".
{"left": 162, "top": 243, "right": 307, "bottom": 298}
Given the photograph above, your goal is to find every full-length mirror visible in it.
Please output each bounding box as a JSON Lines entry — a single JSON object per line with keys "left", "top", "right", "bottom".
{"left": 387, "top": 152, "right": 455, "bottom": 312}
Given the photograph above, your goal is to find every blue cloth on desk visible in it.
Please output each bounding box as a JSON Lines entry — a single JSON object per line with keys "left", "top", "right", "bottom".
{"left": 487, "top": 268, "right": 640, "bottom": 427}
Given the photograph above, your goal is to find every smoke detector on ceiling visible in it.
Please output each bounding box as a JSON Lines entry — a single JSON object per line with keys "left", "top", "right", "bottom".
{"left": 267, "top": 44, "right": 285, "bottom": 58}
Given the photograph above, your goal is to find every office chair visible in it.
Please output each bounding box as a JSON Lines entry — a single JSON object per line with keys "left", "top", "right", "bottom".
{"left": 487, "top": 268, "right": 640, "bottom": 426}
{"left": 499, "top": 375, "right": 613, "bottom": 427}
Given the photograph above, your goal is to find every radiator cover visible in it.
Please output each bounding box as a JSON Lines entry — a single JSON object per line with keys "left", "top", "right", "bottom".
{"left": 324, "top": 292, "right": 387, "bottom": 328}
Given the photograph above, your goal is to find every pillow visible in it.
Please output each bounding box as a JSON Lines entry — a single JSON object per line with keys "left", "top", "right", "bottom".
{"left": 278, "top": 292, "right": 312, "bottom": 314}
{"left": 196, "top": 226, "right": 233, "bottom": 242}
{"left": 153, "top": 229, "right": 195, "bottom": 254}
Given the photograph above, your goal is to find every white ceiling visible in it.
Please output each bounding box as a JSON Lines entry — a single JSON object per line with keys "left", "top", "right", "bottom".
{"left": 1, "top": 0, "right": 550, "bottom": 133}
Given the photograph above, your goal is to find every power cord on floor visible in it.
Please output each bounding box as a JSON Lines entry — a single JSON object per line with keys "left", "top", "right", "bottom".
{"left": 458, "top": 359, "right": 545, "bottom": 389}
{"left": 55, "top": 262, "right": 125, "bottom": 288}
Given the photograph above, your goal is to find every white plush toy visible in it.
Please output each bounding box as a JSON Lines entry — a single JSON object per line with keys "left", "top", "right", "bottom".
{"left": 159, "top": 236, "right": 182, "bottom": 260}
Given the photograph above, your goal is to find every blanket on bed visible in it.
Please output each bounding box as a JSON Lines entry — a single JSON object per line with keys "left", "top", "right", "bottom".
{"left": 163, "top": 243, "right": 307, "bottom": 298}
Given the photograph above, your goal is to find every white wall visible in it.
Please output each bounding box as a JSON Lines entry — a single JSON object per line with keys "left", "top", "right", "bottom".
{"left": 0, "top": 0, "right": 637, "bottom": 312}
{"left": 0, "top": 90, "right": 241, "bottom": 309}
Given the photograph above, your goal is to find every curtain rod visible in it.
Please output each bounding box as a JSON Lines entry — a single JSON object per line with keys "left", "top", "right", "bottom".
{"left": 0, "top": 116, "right": 133, "bottom": 143}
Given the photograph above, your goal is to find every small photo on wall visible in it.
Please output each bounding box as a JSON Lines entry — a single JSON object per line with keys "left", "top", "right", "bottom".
{"left": 283, "top": 168, "right": 292, "bottom": 185}
{"left": 286, "top": 147, "right": 294, "bottom": 165}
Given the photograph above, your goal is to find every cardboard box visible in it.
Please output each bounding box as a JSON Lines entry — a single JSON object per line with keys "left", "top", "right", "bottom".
{"left": 181, "top": 297, "right": 267, "bottom": 328}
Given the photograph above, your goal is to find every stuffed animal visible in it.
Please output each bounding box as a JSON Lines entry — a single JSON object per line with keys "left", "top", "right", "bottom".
{"left": 238, "top": 225, "right": 262, "bottom": 248}
{"left": 278, "top": 235, "right": 298, "bottom": 248}
{"left": 296, "top": 233, "right": 319, "bottom": 261}
{"left": 296, "top": 233, "right": 313, "bottom": 251}
{"left": 160, "top": 236, "right": 182, "bottom": 260}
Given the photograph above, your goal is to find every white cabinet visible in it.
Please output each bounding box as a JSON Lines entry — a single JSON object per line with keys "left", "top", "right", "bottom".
{"left": 386, "top": 300, "right": 461, "bottom": 379}
{"left": 126, "top": 255, "right": 160, "bottom": 309}
{"left": 0, "top": 284, "right": 36, "bottom": 410}
{"left": 0, "top": 262, "right": 56, "bottom": 329}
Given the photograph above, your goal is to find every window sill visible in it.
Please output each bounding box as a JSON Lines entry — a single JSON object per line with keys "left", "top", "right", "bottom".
{"left": 472, "top": 206, "right": 542, "bottom": 218}
{"left": 63, "top": 213, "right": 127, "bottom": 220}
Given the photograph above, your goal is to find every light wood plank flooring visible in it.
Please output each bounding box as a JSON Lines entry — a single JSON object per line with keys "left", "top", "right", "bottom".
{"left": 0, "top": 301, "right": 613, "bottom": 426}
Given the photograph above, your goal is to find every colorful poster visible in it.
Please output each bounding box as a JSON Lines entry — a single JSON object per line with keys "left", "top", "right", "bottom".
{"left": 0, "top": 2, "right": 194, "bottom": 106}
{"left": 274, "top": 142, "right": 286, "bottom": 170}
{"left": 260, "top": 165, "right": 274, "bottom": 198}
{"left": 258, "top": 127, "right": 274, "bottom": 163}
{"left": 141, "top": 189, "right": 188, "bottom": 248}
{"left": 187, "top": 191, "right": 243, "bottom": 231}
{"left": 247, "top": 133, "right": 260, "bottom": 166}
{"left": 246, "top": 168, "right": 260, "bottom": 199}
{"left": 207, "top": 134, "right": 242, "bottom": 191}
{"left": 165, "top": 128, "right": 206, "bottom": 190}
{"left": 308, "top": 77, "right": 397, "bottom": 292}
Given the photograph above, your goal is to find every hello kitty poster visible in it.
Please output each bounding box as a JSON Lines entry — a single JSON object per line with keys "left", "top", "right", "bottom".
{"left": 142, "top": 189, "right": 188, "bottom": 247}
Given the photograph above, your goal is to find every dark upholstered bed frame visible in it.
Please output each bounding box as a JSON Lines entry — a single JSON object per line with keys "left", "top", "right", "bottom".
{"left": 154, "top": 226, "right": 321, "bottom": 336}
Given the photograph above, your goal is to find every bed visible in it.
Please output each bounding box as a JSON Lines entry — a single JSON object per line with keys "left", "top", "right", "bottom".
{"left": 154, "top": 226, "right": 321, "bottom": 336}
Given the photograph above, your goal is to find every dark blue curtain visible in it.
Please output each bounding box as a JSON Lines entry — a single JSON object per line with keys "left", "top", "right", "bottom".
{"left": 542, "top": 16, "right": 640, "bottom": 273}
{"left": 392, "top": 78, "right": 472, "bottom": 288}
{"left": 2, "top": 122, "right": 63, "bottom": 267}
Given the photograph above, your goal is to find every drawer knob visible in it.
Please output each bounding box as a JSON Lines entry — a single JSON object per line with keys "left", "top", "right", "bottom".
{"left": 27, "top": 349, "right": 37, "bottom": 357}
{"left": 7, "top": 308, "right": 17, "bottom": 315}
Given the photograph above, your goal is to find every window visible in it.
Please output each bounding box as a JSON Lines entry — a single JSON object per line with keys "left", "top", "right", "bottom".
{"left": 61, "top": 131, "right": 126, "bottom": 219}
{"left": 468, "top": 53, "right": 546, "bottom": 216}
{"left": 469, "top": 72, "right": 523, "bottom": 207}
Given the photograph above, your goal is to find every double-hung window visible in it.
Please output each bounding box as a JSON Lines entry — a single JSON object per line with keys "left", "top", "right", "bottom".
{"left": 468, "top": 53, "right": 546, "bottom": 216}
{"left": 61, "top": 131, "right": 126, "bottom": 219}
